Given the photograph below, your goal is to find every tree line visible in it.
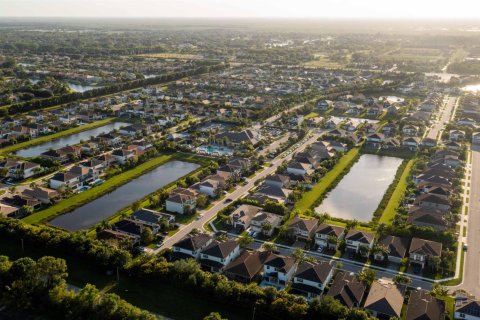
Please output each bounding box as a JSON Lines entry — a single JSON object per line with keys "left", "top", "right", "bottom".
{"left": 0, "top": 217, "right": 374, "bottom": 320}
{"left": 0, "top": 62, "right": 226, "bottom": 117}
{"left": 0, "top": 255, "right": 155, "bottom": 320}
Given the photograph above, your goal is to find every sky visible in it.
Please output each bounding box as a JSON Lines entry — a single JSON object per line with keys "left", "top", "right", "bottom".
{"left": 1, "top": 0, "right": 480, "bottom": 19}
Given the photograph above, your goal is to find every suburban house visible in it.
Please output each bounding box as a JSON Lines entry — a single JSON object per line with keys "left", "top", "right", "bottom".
{"left": 49, "top": 172, "right": 81, "bottom": 191}
{"left": 250, "top": 211, "right": 282, "bottom": 236}
{"left": 373, "top": 235, "right": 409, "bottom": 264}
{"left": 402, "top": 137, "right": 421, "bottom": 151}
{"left": 472, "top": 132, "right": 480, "bottom": 145}
{"left": 171, "top": 233, "right": 214, "bottom": 260}
{"left": 263, "top": 253, "right": 297, "bottom": 288}
{"left": 199, "top": 239, "right": 241, "bottom": 272}
{"left": 403, "top": 125, "right": 419, "bottom": 136}
{"left": 406, "top": 289, "right": 445, "bottom": 320}
{"left": 21, "top": 186, "right": 59, "bottom": 204}
{"left": 407, "top": 207, "right": 450, "bottom": 231}
{"left": 192, "top": 178, "right": 223, "bottom": 198}
{"left": 314, "top": 223, "right": 345, "bottom": 250}
{"left": 449, "top": 130, "right": 466, "bottom": 141}
{"left": 131, "top": 208, "right": 175, "bottom": 226}
{"left": 223, "top": 251, "right": 269, "bottom": 283}
{"left": 366, "top": 133, "right": 384, "bottom": 149}
{"left": 165, "top": 188, "right": 198, "bottom": 214}
{"left": 455, "top": 298, "right": 480, "bottom": 320}
{"left": 414, "top": 193, "right": 451, "bottom": 212}
{"left": 113, "top": 219, "right": 158, "bottom": 240}
{"left": 364, "top": 279, "right": 406, "bottom": 319}
{"left": 291, "top": 261, "right": 334, "bottom": 299}
{"left": 229, "top": 204, "right": 262, "bottom": 230}
{"left": 287, "top": 217, "right": 319, "bottom": 241}
{"left": 5, "top": 161, "right": 41, "bottom": 180}
{"left": 265, "top": 174, "right": 292, "bottom": 189}
{"left": 345, "top": 229, "right": 375, "bottom": 256}
{"left": 111, "top": 149, "right": 135, "bottom": 164}
{"left": 409, "top": 237, "right": 443, "bottom": 269}
{"left": 327, "top": 271, "right": 367, "bottom": 308}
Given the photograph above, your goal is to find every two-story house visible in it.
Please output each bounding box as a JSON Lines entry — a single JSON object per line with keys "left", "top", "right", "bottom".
{"left": 409, "top": 237, "right": 442, "bottom": 269}
{"left": 314, "top": 223, "right": 345, "bottom": 250}
{"left": 345, "top": 229, "right": 375, "bottom": 257}
{"left": 229, "top": 204, "right": 262, "bottom": 231}
{"left": 288, "top": 217, "right": 319, "bottom": 242}
{"left": 199, "top": 239, "right": 240, "bottom": 273}
{"left": 263, "top": 253, "right": 297, "bottom": 288}
{"left": 165, "top": 188, "right": 198, "bottom": 214}
{"left": 171, "top": 233, "right": 214, "bottom": 260}
{"left": 291, "top": 261, "right": 334, "bottom": 299}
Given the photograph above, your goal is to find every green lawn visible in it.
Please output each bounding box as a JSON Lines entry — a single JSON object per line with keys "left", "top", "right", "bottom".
{"left": 0, "top": 118, "right": 118, "bottom": 155}
{"left": 294, "top": 148, "right": 360, "bottom": 213}
{"left": 304, "top": 112, "right": 320, "bottom": 119}
{"left": 22, "top": 153, "right": 207, "bottom": 225}
{"left": 378, "top": 159, "right": 414, "bottom": 225}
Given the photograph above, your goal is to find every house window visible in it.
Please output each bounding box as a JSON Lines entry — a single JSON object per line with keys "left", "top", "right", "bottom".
{"left": 297, "top": 278, "right": 303, "bottom": 283}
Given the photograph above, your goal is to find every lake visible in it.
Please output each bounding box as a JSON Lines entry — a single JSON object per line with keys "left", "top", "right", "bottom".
{"left": 462, "top": 83, "right": 480, "bottom": 92}
{"left": 315, "top": 154, "right": 403, "bottom": 221}
{"left": 16, "top": 122, "right": 128, "bottom": 158}
{"left": 67, "top": 82, "right": 103, "bottom": 92}
{"left": 49, "top": 160, "right": 200, "bottom": 231}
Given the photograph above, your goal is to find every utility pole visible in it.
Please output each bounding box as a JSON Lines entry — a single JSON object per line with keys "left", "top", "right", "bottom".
{"left": 251, "top": 306, "right": 256, "bottom": 320}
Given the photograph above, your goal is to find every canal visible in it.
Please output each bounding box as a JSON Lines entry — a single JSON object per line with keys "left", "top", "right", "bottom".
{"left": 315, "top": 154, "right": 402, "bottom": 222}
{"left": 16, "top": 122, "right": 129, "bottom": 158}
{"left": 49, "top": 160, "right": 200, "bottom": 231}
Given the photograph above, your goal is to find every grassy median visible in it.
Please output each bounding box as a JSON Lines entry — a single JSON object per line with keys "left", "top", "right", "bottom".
{"left": 294, "top": 147, "right": 360, "bottom": 213}
{"left": 378, "top": 159, "right": 414, "bottom": 225}
{"left": 22, "top": 152, "right": 207, "bottom": 225}
{"left": 0, "top": 118, "right": 118, "bottom": 156}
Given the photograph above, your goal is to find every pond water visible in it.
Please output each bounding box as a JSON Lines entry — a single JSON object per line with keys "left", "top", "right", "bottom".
{"left": 15, "top": 122, "right": 128, "bottom": 158}
{"left": 315, "top": 154, "right": 403, "bottom": 222}
{"left": 67, "top": 82, "right": 102, "bottom": 92}
{"left": 49, "top": 160, "right": 200, "bottom": 231}
{"left": 462, "top": 83, "right": 480, "bottom": 92}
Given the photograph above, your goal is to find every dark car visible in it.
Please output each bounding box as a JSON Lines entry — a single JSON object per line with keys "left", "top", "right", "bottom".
{"left": 224, "top": 198, "right": 233, "bottom": 203}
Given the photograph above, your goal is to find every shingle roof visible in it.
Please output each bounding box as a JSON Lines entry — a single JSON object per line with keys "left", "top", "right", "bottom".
{"left": 326, "top": 271, "right": 367, "bottom": 308}
{"left": 406, "top": 290, "right": 445, "bottom": 320}
{"left": 294, "top": 261, "right": 333, "bottom": 283}
{"left": 201, "top": 239, "right": 238, "bottom": 259}
{"left": 409, "top": 238, "right": 442, "bottom": 257}
{"left": 364, "top": 280, "right": 406, "bottom": 318}
{"left": 174, "top": 233, "right": 212, "bottom": 251}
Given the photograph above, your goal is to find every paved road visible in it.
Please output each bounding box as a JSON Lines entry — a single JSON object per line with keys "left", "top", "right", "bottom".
{"left": 457, "top": 145, "right": 480, "bottom": 297}
{"left": 426, "top": 96, "right": 457, "bottom": 141}
{"left": 156, "top": 131, "right": 324, "bottom": 251}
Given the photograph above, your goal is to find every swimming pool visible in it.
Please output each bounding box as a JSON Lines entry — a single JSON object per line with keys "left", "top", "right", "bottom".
{"left": 196, "top": 145, "right": 233, "bottom": 156}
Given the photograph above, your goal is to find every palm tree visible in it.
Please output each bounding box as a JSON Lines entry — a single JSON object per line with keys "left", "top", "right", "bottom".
{"left": 262, "top": 242, "right": 277, "bottom": 253}
{"left": 292, "top": 248, "right": 306, "bottom": 263}
{"left": 428, "top": 255, "right": 441, "bottom": 271}
{"left": 326, "top": 235, "right": 338, "bottom": 249}
{"left": 238, "top": 235, "right": 254, "bottom": 248}
{"left": 373, "top": 244, "right": 390, "bottom": 260}
{"left": 261, "top": 222, "right": 272, "bottom": 236}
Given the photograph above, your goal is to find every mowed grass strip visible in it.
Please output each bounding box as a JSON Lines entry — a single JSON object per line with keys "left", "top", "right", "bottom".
{"left": 294, "top": 147, "right": 360, "bottom": 213}
{"left": 378, "top": 159, "right": 414, "bottom": 225}
{"left": 0, "top": 118, "right": 117, "bottom": 155}
{"left": 22, "top": 153, "right": 176, "bottom": 225}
